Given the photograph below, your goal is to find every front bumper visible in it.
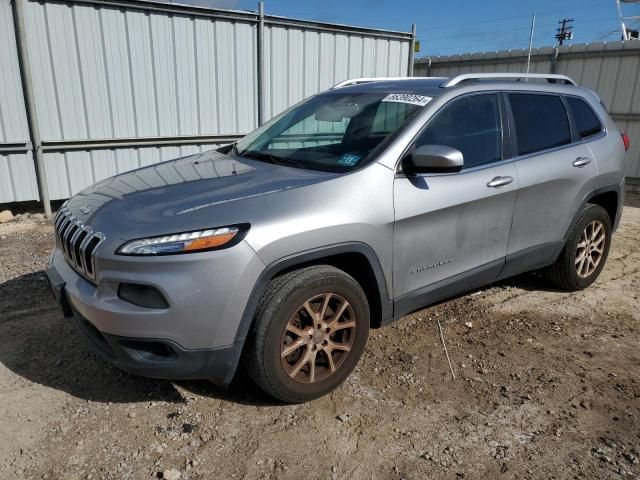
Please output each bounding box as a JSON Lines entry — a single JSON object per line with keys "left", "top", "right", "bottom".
{"left": 46, "top": 240, "right": 265, "bottom": 384}
{"left": 71, "top": 308, "right": 241, "bottom": 383}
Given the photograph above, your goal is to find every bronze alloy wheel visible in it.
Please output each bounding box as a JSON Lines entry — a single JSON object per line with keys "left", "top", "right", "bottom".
{"left": 280, "top": 293, "right": 356, "bottom": 384}
{"left": 575, "top": 220, "right": 606, "bottom": 278}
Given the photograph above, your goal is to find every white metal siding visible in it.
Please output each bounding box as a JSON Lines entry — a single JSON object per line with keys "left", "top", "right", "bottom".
{"left": 2, "top": 0, "right": 411, "bottom": 202}
{"left": 0, "top": 0, "right": 29, "bottom": 143}
{"left": 262, "top": 25, "right": 409, "bottom": 119}
{"left": 22, "top": 2, "right": 257, "bottom": 142}
{"left": 0, "top": 152, "right": 39, "bottom": 203}
{"left": 0, "top": 0, "right": 38, "bottom": 203}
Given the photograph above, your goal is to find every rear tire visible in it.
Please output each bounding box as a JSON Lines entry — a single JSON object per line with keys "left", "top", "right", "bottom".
{"left": 545, "top": 203, "right": 611, "bottom": 291}
{"left": 244, "top": 265, "right": 370, "bottom": 403}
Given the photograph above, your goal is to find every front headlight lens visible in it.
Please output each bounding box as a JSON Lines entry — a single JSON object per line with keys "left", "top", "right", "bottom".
{"left": 117, "top": 226, "right": 242, "bottom": 256}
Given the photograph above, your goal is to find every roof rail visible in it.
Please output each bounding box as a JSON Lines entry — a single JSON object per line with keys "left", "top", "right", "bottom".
{"left": 331, "top": 76, "right": 435, "bottom": 89}
{"left": 442, "top": 73, "right": 576, "bottom": 88}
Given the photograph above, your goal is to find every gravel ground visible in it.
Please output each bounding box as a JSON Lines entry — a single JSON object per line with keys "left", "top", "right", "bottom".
{"left": 0, "top": 196, "right": 639, "bottom": 480}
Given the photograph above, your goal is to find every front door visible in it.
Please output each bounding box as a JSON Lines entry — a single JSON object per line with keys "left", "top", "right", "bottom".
{"left": 393, "top": 93, "right": 518, "bottom": 310}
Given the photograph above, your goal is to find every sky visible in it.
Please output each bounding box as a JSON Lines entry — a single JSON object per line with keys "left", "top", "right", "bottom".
{"left": 190, "top": 0, "right": 638, "bottom": 57}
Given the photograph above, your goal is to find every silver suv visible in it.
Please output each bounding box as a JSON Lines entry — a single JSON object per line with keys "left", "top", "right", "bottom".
{"left": 47, "top": 73, "right": 628, "bottom": 402}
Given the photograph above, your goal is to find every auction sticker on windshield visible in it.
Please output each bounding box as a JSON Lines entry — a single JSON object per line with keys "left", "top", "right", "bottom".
{"left": 381, "top": 93, "right": 432, "bottom": 107}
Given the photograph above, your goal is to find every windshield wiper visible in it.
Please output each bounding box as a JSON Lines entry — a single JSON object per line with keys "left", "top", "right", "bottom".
{"left": 239, "top": 151, "right": 303, "bottom": 168}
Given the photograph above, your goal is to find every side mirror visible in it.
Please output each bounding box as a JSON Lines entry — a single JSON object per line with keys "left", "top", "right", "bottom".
{"left": 403, "top": 145, "right": 464, "bottom": 174}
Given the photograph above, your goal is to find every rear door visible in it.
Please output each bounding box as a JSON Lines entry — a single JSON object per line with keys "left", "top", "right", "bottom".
{"left": 505, "top": 92, "right": 598, "bottom": 269}
{"left": 393, "top": 93, "right": 518, "bottom": 305}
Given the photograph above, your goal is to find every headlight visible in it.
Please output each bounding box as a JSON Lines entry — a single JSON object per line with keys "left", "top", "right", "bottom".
{"left": 117, "top": 225, "right": 246, "bottom": 256}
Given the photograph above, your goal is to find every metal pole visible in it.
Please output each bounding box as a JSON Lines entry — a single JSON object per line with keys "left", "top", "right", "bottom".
{"left": 12, "top": 0, "right": 52, "bottom": 219}
{"left": 617, "top": 0, "right": 628, "bottom": 41}
{"left": 526, "top": 13, "right": 536, "bottom": 76}
{"left": 550, "top": 46, "right": 560, "bottom": 74}
{"left": 257, "top": 1, "right": 265, "bottom": 125}
{"left": 407, "top": 23, "right": 416, "bottom": 77}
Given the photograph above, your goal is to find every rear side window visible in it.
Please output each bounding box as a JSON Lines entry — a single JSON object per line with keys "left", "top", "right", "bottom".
{"left": 509, "top": 94, "right": 571, "bottom": 155}
{"left": 566, "top": 97, "right": 603, "bottom": 139}
{"left": 416, "top": 94, "right": 502, "bottom": 169}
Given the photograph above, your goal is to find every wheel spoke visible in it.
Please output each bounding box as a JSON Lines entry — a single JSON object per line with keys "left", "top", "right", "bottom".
{"left": 330, "top": 320, "right": 356, "bottom": 332}
{"left": 289, "top": 345, "right": 312, "bottom": 377}
{"left": 585, "top": 257, "right": 592, "bottom": 275}
{"left": 593, "top": 234, "right": 605, "bottom": 247}
{"left": 303, "top": 301, "right": 319, "bottom": 322}
{"left": 577, "top": 256, "right": 587, "bottom": 275}
{"left": 281, "top": 337, "right": 308, "bottom": 358}
{"left": 327, "top": 299, "right": 350, "bottom": 329}
{"left": 328, "top": 340, "right": 351, "bottom": 352}
{"left": 308, "top": 350, "right": 317, "bottom": 383}
{"left": 323, "top": 348, "right": 336, "bottom": 373}
{"left": 286, "top": 324, "right": 311, "bottom": 339}
{"left": 319, "top": 294, "right": 332, "bottom": 322}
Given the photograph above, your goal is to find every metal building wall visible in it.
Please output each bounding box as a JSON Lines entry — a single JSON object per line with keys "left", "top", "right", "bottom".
{"left": 262, "top": 23, "right": 410, "bottom": 119}
{"left": 415, "top": 41, "right": 640, "bottom": 190}
{"left": 0, "top": 0, "right": 413, "bottom": 204}
{"left": 20, "top": 0, "right": 258, "bottom": 200}
{"left": 0, "top": 0, "right": 39, "bottom": 203}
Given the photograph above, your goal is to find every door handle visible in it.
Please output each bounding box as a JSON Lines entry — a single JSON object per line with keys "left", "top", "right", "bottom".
{"left": 572, "top": 157, "right": 592, "bottom": 168}
{"left": 486, "top": 176, "right": 514, "bottom": 188}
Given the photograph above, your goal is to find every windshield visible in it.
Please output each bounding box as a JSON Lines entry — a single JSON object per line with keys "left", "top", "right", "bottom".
{"left": 233, "top": 92, "right": 429, "bottom": 172}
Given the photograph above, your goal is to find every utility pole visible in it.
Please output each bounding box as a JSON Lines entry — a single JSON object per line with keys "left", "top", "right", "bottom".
{"left": 555, "top": 18, "right": 574, "bottom": 46}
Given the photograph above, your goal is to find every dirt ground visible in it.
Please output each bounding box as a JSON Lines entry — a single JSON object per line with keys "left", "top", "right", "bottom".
{"left": 1, "top": 197, "right": 639, "bottom": 480}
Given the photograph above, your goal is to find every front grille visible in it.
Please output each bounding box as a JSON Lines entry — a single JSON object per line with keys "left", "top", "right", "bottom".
{"left": 54, "top": 206, "right": 106, "bottom": 282}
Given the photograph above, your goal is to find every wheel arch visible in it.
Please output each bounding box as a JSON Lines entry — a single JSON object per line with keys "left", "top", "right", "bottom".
{"left": 243, "top": 243, "right": 393, "bottom": 334}
{"left": 219, "top": 243, "right": 392, "bottom": 385}
{"left": 565, "top": 183, "right": 622, "bottom": 244}
{"left": 586, "top": 189, "right": 619, "bottom": 229}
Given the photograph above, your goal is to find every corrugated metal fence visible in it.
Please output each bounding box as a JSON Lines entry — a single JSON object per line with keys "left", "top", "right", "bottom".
{"left": 0, "top": 0, "right": 38, "bottom": 201}
{"left": 414, "top": 41, "right": 640, "bottom": 191}
{"left": 0, "top": 0, "right": 414, "bottom": 207}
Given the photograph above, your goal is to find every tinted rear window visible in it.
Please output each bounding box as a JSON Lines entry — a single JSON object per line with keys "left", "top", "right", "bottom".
{"left": 509, "top": 94, "right": 571, "bottom": 155}
{"left": 566, "top": 97, "right": 603, "bottom": 139}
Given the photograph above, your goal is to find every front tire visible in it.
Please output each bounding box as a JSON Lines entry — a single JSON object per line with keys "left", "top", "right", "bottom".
{"left": 244, "top": 265, "right": 370, "bottom": 403}
{"left": 545, "top": 203, "right": 612, "bottom": 291}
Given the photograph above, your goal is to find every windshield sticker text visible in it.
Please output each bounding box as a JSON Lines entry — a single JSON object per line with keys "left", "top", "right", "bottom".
{"left": 382, "top": 93, "right": 433, "bottom": 107}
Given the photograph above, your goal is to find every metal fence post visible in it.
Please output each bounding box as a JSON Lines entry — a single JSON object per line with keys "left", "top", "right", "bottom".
{"left": 12, "top": 0, "right": 52, "bottom": 219}
{"left": 257, "top": 1, "right": 265, "bottom": 125}
{"left": 550, "top": 46, "right": 560, "bottom": 74}
{"left": 407, "top": 24, "right": 416, "bottom": 77}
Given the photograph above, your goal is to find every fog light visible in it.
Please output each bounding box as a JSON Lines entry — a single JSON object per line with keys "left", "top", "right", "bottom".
{"left": 118, "top": 283, "right": 169, "bottom": 309}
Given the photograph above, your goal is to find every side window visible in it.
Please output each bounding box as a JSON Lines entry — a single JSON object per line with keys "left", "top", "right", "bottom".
{"left": 509, "top": 93, "right": 571, "bottom": 155}
{"left": 566, "top": 97, "right": 603, "bottom": 139}
{"left": 415, "top": 94, "right": 502, "bottom": 169}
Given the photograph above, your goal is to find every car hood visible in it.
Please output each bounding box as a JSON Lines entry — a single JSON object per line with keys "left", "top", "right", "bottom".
{"left": 64, "top": 149, "right": 338, "bottom": 240}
